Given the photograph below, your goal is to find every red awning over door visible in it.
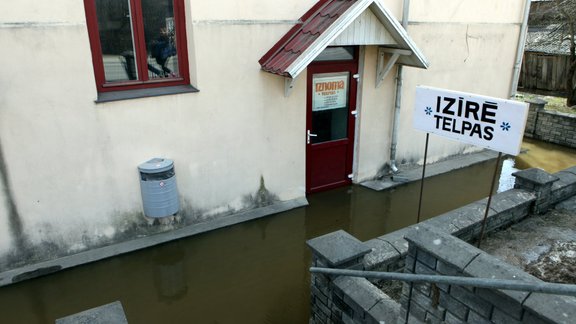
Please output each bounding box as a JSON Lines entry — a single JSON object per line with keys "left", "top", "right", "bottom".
{"left": 259, "top": 0, "right": 429, "bottom": 80}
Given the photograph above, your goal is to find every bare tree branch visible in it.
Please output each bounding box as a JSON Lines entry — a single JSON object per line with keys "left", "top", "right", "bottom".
{"left": 528, "top": 0, "right": 576, "bottom": 105}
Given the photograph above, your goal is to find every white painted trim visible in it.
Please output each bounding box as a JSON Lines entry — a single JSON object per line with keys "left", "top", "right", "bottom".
{"left": 376, "top": 52, "right": 399, "bottom": 88}
{"left": 352, "top": 46, "right": 366, "bottom": 183}
{"left": 379, "top": 48, "right": 412, "bottom": 56}
{"left": 331, "top": 9, "right": 397, "bottom": 46}
{"left": 286, "top": 0, "right": 373, "bottom": 78}
{"left": 369, "top": 0, "right": 429, "bottom": 69}
{"left": 285, "top": 77, "right": 296, "bottom": 97}
{"left": 284, "top": 0, "right": 429, "bottom": 79}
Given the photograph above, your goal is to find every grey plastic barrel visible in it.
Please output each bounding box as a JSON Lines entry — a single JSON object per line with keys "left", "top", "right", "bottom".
{"left": 138, "top": 158, "right": 180, "bottom": 218}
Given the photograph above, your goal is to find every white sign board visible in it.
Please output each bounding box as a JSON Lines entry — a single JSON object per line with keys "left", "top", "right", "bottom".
{"left": 413, "top": 86, "right": 529, "bottom": 156}
{"left": 313, "top": 73, "right": 348, "bottom": 111}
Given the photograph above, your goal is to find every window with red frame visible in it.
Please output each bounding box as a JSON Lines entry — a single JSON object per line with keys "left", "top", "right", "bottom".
{"left": 84, "top": 0, "right": 190, "bottom": 92}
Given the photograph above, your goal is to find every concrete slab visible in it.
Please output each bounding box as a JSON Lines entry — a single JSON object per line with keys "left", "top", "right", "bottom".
{"left": 307, "top": 230, "right": 371, "bottom": 267}
{"left": 368, "top": 296, "right": 400, "bottom": 324}
{"left": 333, "top": 277, "right": 384, "bottom": 312}
{"left": 55, "top": 301, "right": 128, "bottom": 324}
{"left": 404, "top": 224, "right": 481, "bottom": 270}
{"left": 465, "top": 253, "right": 536, "bottom": 308}
{"left": 556, "top": 196, "right": 576, "bottom": 211}
{"left": 513, "top": 168, "right": 559, "bottom": 185}
{"left": 363, "top": 238, "right": 400, "bottom": 270}
{"left": 523, "top": 292, "right": 576, "bottom": 323}
{"left": 361, "top": 150, "right": 500, "bottom": 191}
{"left": 376, "top": 227, "right": 414, "bottom": 256}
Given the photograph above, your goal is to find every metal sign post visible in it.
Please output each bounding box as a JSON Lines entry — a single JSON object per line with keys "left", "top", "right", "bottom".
{"left": 477, "top": 152, "right": 503, "bottom": 248}
{"left": 416, "top": 133, "right": 429, "bottom": 223}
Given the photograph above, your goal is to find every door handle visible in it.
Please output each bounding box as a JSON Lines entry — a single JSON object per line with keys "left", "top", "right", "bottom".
{"left": 307, "top": 130, "right": 317, "bottom": 144}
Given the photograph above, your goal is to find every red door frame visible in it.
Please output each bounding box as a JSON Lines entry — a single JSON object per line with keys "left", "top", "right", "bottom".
{"left": 306, "top": 49, "right": 359, "bottom": 193}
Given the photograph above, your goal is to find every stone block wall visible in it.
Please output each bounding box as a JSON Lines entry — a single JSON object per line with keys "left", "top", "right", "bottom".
{"left": 364, "top": 166, "right": 576, "bottom": 272}
{"left": 362, "top": 188, "right": 536, "bottom": 272}
{"left": 307, "top": 166, "right": 576, "bottom": 323}
{"left": 513, "top": 168, "right": 559, "bottom": 214}
{"left": 524, "top": 98, "right": 576, "bottom": 149}
{"left": 524, "top": 99, "right": 545, "bottom": 136}
{"left": 402, "top": 224, "right": 576, "bottom": 323}
{"left": 307, "top": 230, "right": 399, "bottom": 324}
{"left": 551, "top": 167, "right": 576, "bottom": 203}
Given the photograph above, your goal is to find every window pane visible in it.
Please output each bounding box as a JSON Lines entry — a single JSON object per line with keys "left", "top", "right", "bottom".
{"left": 313, "top": 47, "right": 355, "bottom": 62}
{"left": 312, "top": 108, "right": 349, "bottom": 143}
{"left": 311, "top": 72, "right": 350, "bottom": 143}
{"left": 95, "top": 0, "right": 138, "bottom": 82}
{"left": 142, "top": 0, "right": 179, "bottom": 79}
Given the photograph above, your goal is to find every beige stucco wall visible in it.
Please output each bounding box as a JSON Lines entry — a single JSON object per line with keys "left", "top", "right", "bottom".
{"left": 410, "top": 0, "right": 526, "bottom": 24}
{"left": 0, "top": 180, "right": 11, "bottom": 256}
{"left": 355, "top": 47, "right": 398, "bottom": 181}
{"left": 0, "top": 0, "right": 526, "bottom": 267}
{"left": 2, "top": 0, "right": 85, "bottom": 25}
{"left": 354, "top": 0, "right": 526, "bottom": 180}
{"left": 0, "top": 1, "right": 308, "bottom": 262}
{"left": 396, "top": 22, "right": 522, "bottom": 164}
{"left": 189, "top": 0, "right": 316, "bottom": 21}
{"left": 396, "top": 0, "right": 525, "bottom": 165}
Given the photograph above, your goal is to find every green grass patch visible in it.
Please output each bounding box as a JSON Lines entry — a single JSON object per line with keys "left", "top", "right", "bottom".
{"left": 516, "top": 92, "right": 576, "bottom": 115}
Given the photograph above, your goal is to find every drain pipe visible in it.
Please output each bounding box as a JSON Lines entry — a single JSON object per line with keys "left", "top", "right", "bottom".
{"left": 509, "top": 0, "right": 531, "bottom": 99}
{"left": 389, "top": 0, "right": 410, "bottom": 173}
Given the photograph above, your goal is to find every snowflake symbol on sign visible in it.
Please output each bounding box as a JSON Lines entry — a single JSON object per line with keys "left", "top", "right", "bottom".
{"left": 425, "top": 107, "right": 432, "bottom": 115}
{"left": 500, "top": 122, "right": 511, "bottom": 131}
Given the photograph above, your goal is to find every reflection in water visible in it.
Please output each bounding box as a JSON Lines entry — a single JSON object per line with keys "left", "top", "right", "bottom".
{"left": 499, "top": 158, "right": 518, "bottom": 193}
{"left": 153, "top": 242, "right": 188, "bottom": 303}
{"left": 0, "top": 140, "right": 574, "bottom": 323}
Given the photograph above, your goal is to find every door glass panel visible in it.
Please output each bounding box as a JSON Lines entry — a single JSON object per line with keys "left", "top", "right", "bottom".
{"left": 311, "top": 72, "right": 350, "bottom": 144}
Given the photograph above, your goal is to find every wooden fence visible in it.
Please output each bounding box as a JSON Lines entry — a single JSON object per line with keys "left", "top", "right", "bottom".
{"left": 519, "top": 51, "right": 570, "bottom": 93}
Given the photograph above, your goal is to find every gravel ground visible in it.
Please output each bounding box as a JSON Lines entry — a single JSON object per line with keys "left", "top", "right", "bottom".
{"left": 481, "top": 197, "right": 576, "bottom": 284}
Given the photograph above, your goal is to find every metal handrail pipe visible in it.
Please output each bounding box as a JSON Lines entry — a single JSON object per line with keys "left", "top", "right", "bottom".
{"left": 310, "top": 267, "right": 576, "bottom": 297}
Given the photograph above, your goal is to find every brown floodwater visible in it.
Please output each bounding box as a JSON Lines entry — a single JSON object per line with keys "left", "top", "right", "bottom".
{"left": 0, "top": 140, "right": 574, "bottom": 324}
{"left": 515, "top": 138, "right": 576, "bottom": 173}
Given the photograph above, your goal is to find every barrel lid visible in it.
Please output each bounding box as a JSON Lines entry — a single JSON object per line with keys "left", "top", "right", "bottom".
{"left": 138, "top": 158, "right": 174, "bottom": 174}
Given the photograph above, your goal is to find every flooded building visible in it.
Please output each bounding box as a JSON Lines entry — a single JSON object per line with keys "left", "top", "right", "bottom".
{"left": 0, "top": 0, "right": 529, "bottom": 272}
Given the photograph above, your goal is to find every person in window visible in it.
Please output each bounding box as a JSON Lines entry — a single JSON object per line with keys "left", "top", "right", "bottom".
{"left": 148, "top": 27, "right": 177, "bottom": 78}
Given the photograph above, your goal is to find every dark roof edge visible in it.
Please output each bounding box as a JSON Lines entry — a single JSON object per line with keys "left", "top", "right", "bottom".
{"left": 258, "top": 0, "right": 332, "bottom": 67}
